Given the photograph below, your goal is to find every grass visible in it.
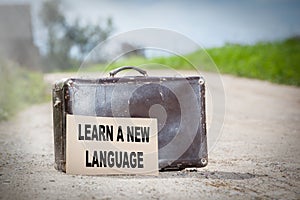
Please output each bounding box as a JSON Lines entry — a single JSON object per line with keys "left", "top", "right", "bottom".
{"left": 205, "top": 37, "right": 300, "bottom": 86}
{"left": 0, "top": 60, "right": 48, "bottom": 121}
{"left": 84, "top": 37, "right": 300, "bottom": 86}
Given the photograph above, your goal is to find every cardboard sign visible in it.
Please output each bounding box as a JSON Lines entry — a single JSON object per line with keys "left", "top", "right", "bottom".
{"left": 66, "top": 114, "right": 158, "bottom": 175}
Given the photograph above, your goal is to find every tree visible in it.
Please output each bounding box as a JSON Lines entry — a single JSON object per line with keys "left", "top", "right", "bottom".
{"left": 65, "top": 18, "right": 114, "bottom": 58}
{"left": 40, "top": 0, "right": 65, "bottom": 56}
{"left": 39, "top": 0, "right": 114, "bottom": 71}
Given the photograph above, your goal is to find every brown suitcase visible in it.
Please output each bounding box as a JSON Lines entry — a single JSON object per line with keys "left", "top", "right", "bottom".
{"left": 52, "top": 66, "right": 207, "bottom": 172}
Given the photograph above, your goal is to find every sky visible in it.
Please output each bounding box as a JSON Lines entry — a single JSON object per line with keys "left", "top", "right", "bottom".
{"left": 62, "top": 0, "right": 300, "bottom": 46}
{"left": 1, "top": 0, "right": 300, "bottom": 53}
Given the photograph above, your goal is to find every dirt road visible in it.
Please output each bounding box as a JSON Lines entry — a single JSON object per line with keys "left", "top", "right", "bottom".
{"left": 1, "top": 71, "right": 300, "bottom": 199}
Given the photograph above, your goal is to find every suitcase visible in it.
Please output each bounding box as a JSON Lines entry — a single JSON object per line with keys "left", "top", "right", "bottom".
{"left": 52, "top": 66, "right": 207, "bottom": 172}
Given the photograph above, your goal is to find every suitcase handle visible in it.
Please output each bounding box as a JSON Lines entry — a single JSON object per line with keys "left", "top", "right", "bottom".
{"left": 109, "top": 66, "right": 148, "bottom": 77}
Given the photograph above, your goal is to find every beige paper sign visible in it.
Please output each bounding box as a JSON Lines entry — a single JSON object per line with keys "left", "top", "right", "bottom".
{"left": 66, "top": 114, "right": 158, "bottom": 175}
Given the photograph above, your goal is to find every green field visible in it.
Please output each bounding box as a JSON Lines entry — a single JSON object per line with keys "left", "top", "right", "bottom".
{"left": 205, "top": 37, "right": 300, "bottom": 86}
{"left": 0, "top": 60, "right": 48, "bottom": 121}
{"left": 87, "top": 37, "right": 300, "bottom": 86}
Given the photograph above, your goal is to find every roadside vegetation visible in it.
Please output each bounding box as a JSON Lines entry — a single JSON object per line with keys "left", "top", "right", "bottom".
{"left": 87, "top": 36, "right": 300, "bottom": 86}
{"left": 0, "top": 60, "right": 48, "bottom": 121}
{"left": 205, "top": 37, "right": 300, "bottom": 86}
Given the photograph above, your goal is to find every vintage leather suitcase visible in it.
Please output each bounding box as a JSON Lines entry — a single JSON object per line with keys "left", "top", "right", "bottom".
{"left": 52, "top": 66, "right": 207, "bottom": 172}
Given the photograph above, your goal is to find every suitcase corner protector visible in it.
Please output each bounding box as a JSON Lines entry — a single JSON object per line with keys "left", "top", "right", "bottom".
{"left": 54, "top": 161, "right": 66, "bottom": 172}
{"left": 53, "top": 78, "right": 74, "bottom": 91}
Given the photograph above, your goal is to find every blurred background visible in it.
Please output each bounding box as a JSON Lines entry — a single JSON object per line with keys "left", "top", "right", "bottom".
{"left": 0, "top": 0, "right": 300, "bottom": 120}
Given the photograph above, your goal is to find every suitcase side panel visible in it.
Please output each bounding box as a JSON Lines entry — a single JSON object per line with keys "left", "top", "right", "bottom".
{"left": 52, "top": 84, "right": 67, "bottom": 172}
{"left": 161, "top": 81, "right": 207, "bottom": 170}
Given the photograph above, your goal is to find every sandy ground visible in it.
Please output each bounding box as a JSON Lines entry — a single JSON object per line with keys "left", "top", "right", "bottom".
{"left": 0, "top": 71, "right": 300, "bottom": 199}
